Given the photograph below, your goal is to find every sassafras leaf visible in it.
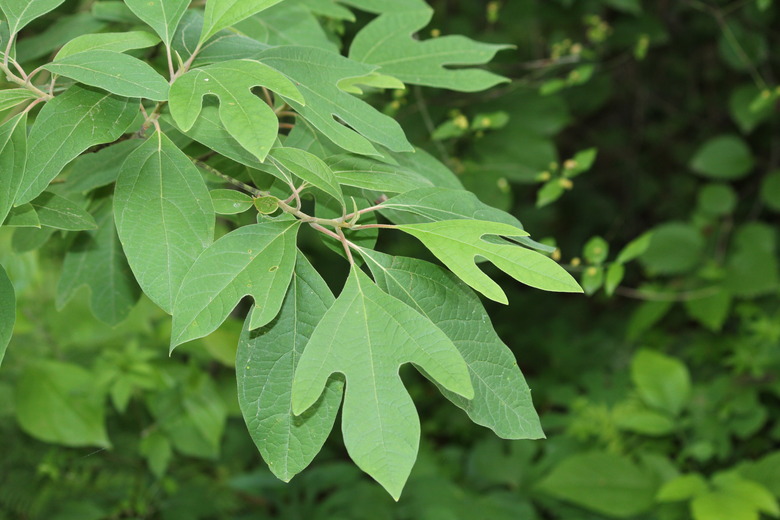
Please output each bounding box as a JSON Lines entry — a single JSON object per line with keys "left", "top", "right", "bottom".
{"left": 16, "top": 85, "right": 138, "bottom": 205}
{"left": 169, "top": 59, "right": 304, "bottom": 161}
{"left": 54, "top": 30, "right": 161, "bottom": 61}
{"left": 269, "top": 148, "right": 345, "bottom": 207}
{"left": 44, "top": 50, "right": 170, "bottom": 101}
{"left": 291, "top": 266, "right": 473, "bottom": 500}
{"left": 349, "top": 9, "right": 511, "bottom": 92}
{"left": 258, "top": 46, "right": 413, "bottom": 156}
{"left": 0, "top": 0, "right": 67, "bottom": 35}
{"left": 114, "top": 131, "right": 215, "bottom": 314}
{"left": 0, "top": 113, "right": 28, "bottom": 226}
{"left": 397, "top": 220, "right": 582, "bottom": 303}
{"left": 361, "top": 250, "right": 544, "bottom": 439}
{"left": 237, "top": 253, "right": 342, "bottom": 482}
{"left": 200, "top": 0, "right": 284, "bottom": 44}
{"left": 124, "top": 0, "right": 188, "bottom": 47}
{"left": 170, "top": 220, "right": 300, "bottom": 350}
{"left": 30, "top": 192, "right": 97, "bottom": 231}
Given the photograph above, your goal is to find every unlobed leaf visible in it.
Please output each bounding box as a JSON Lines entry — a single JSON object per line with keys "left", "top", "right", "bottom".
{"left": 269, "top": 148, "right": 345, "bottom": 207}
{"left": 55, "top": 30, "right": 161, "bottom": 60}
{"left": 0, "top": 264, "right": 14, "bottom": 367}
{"left": 0, "top": 89, "right": 37, "bottom": 112}
{"left": 349, "top": 8, "right": 510, "bottom": 92}
{"left": 30, "top": 191, "right": 97, "bottom": 231}
{"left": 57, "top": 199, "right": 142, "bottom": 325}
{"left": 200, "top": 0, "right": 284, "bottom": 44}
{"left": 361, "top": 250, "right": 544, "bottom": 440}
{"left": 0, "top": 0, "right": 67, "bottom": 34}
{"left": 44, "top": 50, "right": 170, "bottom": 101}
{"left": 114, "top": 131, "right": 215, "bottom": 314}
{"left": 291, "top": 266, "right": 473, "bottom": 500}
{"left": 0, "top": 113, "right": 27, "bottom": 226}
{"left": 258, "top": 46, "right": 413, "bottom": 156}
{"left": 397, "top": 220, "right": 582, "bottom": 304}
{"left": 237, "top": 253, "right": 343, "bottom": 482}
{"left": 16, "top": 85, "right": 138, "bottom": 205}
{"left": 124, "top": 0, "right": 188, "bottom": 47}
{"left": 170, "top": 220, "right": 300, "bottom": 350}
{"left": 169, "top": 59, "right": 304, "bottom": 161}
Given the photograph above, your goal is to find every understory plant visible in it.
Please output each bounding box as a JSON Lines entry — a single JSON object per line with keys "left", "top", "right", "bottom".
{"left": 0, "top": 0, "right": 582, "bottom": 501}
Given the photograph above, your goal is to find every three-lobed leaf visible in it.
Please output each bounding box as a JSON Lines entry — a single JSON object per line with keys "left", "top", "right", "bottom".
{"left": 169, "top": 59, "right": 304, "bottom": 161}
{"left": 114, "top": 131, "right": 215, "bottom": 314}
{"left": 44, "top": 50, "right": 170, "bottom": 101}
{"left": 16, "top": 85, "right": 138, "bottom": 205}
{"left": 237, "top": 253, "right": 343, "bottom": 482}
{"left": 291, "top": 266, "right": 473, "bottom": 500}
{"left": 258, "top": 46, "right": 413, "bottom": 156}
{"left": 398, "top": 220, "right": 582, "bottom": 304}
{"left": 170, "top": 220, "right": 300, "bottom": 350}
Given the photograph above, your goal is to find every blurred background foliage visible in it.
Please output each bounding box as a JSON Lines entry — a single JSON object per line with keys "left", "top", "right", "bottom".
{"left": 1, "top": 0, "right": 780, "bottom": 518}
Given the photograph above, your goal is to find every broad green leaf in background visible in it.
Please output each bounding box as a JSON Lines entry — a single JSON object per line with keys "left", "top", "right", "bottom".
{"left": 114, "top": 131, "right": 215, "bottom": 314}
{"left": 690, "top": 134, "right": 755, "bottom": 180}
{"left": 16, "top": 85, "right": 138, "bottom": 205}
{"left": 169, "top": 60, "right": 304, "bottom": 161}
{"left": 63, "top": 139, "right": 145, "bottom": 194}
{"left": 0, "top": 89, "right": 37, "bottom": 112}
{"left": 691, "top": 473, "right": 779, "bottom": 520}
{"left": 291, "top": 267, "right": 474, "bottom": 500}
{"left": 55, "top": 30, "right": 161, "bottom": 60}
{"left": 684, "top": 290, "right": 731, "bottom": 332}
{"left": 0, "top": 0, "right": 66, "bottom": 35}
{"left": 44, "top": 50, "right": 170, "bottom": 101}
{"left": 14, "top": 12, "right": 107, "bottom": 63}
{"left": 0, "top": 264, "right": 14, "bottom": 367}
{"left": 57, "top": 199, "right": 142, "bottom": 326}
{"left": 124, "top": 0, "right": 188, "bottom": 47}
{"left": 269, "top": 148, "right": 345, "bottom": 206}
{"left": 631, "top": 349, "right": 691, "bottom": 416}
{"left": 259, "top": 46, "right": 414, "bottom": 156}
{"left": 640, "top": 222, "right": 704, "bottom": 275}
{"left": 234, "top": 1, "right": 337, "bottom": 51}
{"left": 397, "top": 220, "right": 582, "bottom": 304}
{"left": 537, "top": 452, "right": 658, "bottom": 518}
{"left": 30, "top": 192, "right": 97, "bottom": 231}
{"left": 210, "top": 189, "right": 253, "bottom": 214}
{"left": 3, "top": 204, "right": 39, "bottom": 228}
{"left": 14, "top": 360, "right": 110, "bottom": 448}
{"left": 237, "top": 254, "right": 343, "bottom": 482}
{"left": 0, "top": 113, "right": 27, "bottom": 226}
{"left": 349, "top": 9, "right": 510, "bottom": 92}
{"left": 200, "top": 0, "right": 284, "bottom": 44}
{"left": 657, "top": 473, "right": 709, "bottom": 501}
{"left": 361, "top": 250, "right": 544, "bottom": 439}
{"left": 760, "top": 170, "right": 780, "bottom": 212}
{"left": 170, "top": 221, "right": 300, "bottom": 350}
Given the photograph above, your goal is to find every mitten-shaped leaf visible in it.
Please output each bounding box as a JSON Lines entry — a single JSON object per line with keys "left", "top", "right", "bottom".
{"left": 350, "top": 9, "right": 511, "bottom": 92}
{"left": 170, "top": 221, "right": 300, "bottom": 350}
{"left": 362, "top": 250, "right": 544, "bottom": 439}
{"left": 0, "top": 113, "right": 27, "bottom": 225}
{"left": 16, "top": 85, "right": 138, "bottom": 205}
{"left": 237, "top": 253, "right": 343, "bottom": 482}
{"left": 44, "top": 50, "right": 170, "bottom": 101}
{"left": 258, "top": 46, "right": 413, "bottom": 156}
{"left": 398, "top": 220, "right": 582, "bottom": 303}
{"left": 114, "top": 131, "right": 214, "bottom": 314}
{"left": 169, "top": 60, "right": 304, "bottom": 161}
{"left": 291, "top": 267, "right": 473, "bottom": 500}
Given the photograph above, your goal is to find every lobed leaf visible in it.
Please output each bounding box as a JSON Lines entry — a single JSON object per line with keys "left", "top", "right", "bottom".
{"left": 349, "top": 9, "right": 511, "bottom": 92}
{"left": 169, "top": 59, "right": 304, "bottom": 161}
{"left": 114, "top": 131, "right": 215, "bottom": 314}
{"left": 16, "top": 85, "right": 138, "bottom": 205}
{"left": 44, "top": 50, "right": 170, "bottom": 101}
{"left": 237, "top": 253, "right": 343, "bottom": 482}
{"left": 361, "top": 250, "right": 544, "bottom": 439}
{"left": 57, "top": 199, "right": 142, "bottom": 325}
{"left": 398, "top": 220, "right": 582, "bottom": 304}
{"left": 170, "top": 221, "right": 300, "bottom": 350}
{"left": 292, "top": 266, "right": 473, "bottom": 500}
{"left": 0, "top": 264, "right": 14, "bottom": 367}
{"left": 258, "top": 46, "right": 413, "bottom": 156}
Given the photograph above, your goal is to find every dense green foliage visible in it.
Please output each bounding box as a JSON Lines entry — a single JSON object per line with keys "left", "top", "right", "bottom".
{"left": 1, "top": 0, "right": 779, "bottom": 519}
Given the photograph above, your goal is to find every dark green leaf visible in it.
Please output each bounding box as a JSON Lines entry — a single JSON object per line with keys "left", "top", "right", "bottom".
{"left": 0, "top": 113, "right": 27, "bottom": 226}
{"left": 0, "top": 264, "right": 14, "bottom": 367}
